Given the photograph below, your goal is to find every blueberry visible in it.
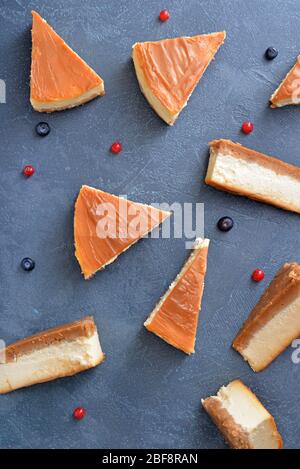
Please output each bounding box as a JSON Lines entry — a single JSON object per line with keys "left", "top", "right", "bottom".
{"left": 35, "top": 122, "right": 50, "bottom": 137}
{"left": 217, "top": 216, "right": 234, "bottom": 232}
{"left": 265, "top": 47, "right": 278, "bottom": 60}
{"left": 21, "top": 257, "right": 35, "bottom": 272}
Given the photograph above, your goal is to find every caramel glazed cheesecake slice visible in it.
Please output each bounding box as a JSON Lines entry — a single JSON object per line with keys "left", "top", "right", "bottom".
{"left": 132, "top": 32, "right": 226, "bottom": 125}
{"left": 30, "top": 11, "right": 105, "bottom": 112}
{"left": 205, "top": 139, "right": 300, "bottom": 214}
{"left": 144, "top": 238, "right": 209, "bottom": 354}
{"left": 202, "top": 380, "right": 283, "bottom": 449}
{"left": 0, "top": 316, "right": 104, "bottom": 394}
{"left": 233, "top": 262, "right": 300, "bottom": 372}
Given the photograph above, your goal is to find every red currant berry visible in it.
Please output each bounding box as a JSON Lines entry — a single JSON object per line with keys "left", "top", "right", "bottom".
{"left": 159, "top": 9, "right": 170, "bottom": 22}
{"left": 73, "top": 407, "right": 86, "bottom": 421}
{"left": 252, "top": 269, "right": 265, "bottom": 282}
{"left": 110, "top": 141, "right": 122, "bottom": 154}
{"left": 23, "top": 165, "right": 35, "bottom": 177}
{"left": 241, "top": 121, "right": 254, "bottom": 134}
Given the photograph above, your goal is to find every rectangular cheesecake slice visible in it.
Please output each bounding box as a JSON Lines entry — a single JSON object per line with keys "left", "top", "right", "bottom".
{"left": 205, "top": 139, "right": 300, "bottom": 214}
{"left": 202, "top": 380, "right": 283, "bottom": 449}
{"left": 0, "top": 316, "right": 104, "bottom": 394}
{"left": 233, "top": 262, "right": 300, "bottom": 372}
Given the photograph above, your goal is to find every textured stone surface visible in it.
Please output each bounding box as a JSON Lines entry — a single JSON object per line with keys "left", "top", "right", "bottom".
{"left": 0, "top": 0, "right": 300, "bottom": 449}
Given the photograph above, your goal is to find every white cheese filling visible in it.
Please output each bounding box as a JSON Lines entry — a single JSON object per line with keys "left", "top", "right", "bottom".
{"left": 212, "top": 381, "right": 280, "bottom": 449}
{"left": 242, "top": 294, "right": 300, "bottom": 371}
{"left": 273, "top": 97, "right": 300, "bottom": 107}
{"left": 0, "top": 332, "right": 103, "bottom": 393}
{"left": 216, "top": 381, "right": 268, "bottom": 432}
{"left": 207, "top": 151, "right": 300, "bottom": 212}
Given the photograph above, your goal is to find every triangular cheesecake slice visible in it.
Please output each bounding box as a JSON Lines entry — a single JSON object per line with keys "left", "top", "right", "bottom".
{"left": 144, "top": 238, "right": 209, "bottom": 354}
{"left": 74, "top": 185, "right": 171, "bottom": 279}
{"left": 270, "top": 56, "right": 300, "bottom": 108}
{"left": 233, "top": 262, "right": 300, "bottom": 372}
{"left": 30, "top": 11, "right": 104, "bottom": 112}
{"left": 132, "top": 32, "right": 226, "bottom": 125}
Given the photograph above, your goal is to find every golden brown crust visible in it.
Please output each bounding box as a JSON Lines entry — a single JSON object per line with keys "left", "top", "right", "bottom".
{"left": 272, "top": 423, "right": 284, "bottom": 449}
{"left": 233, "top": 263, "right": 300, "bottom": 354}
{"left": 205, "top": 178, "right": 300, "bottom": 214}
{"left": 203, "top": 396, "right": 253, "bottom": 449}
{"left": 3, "top": 316, "right": 97, "bottom": 362}
{"left": 31, "top": 86, "right": 105, "bottom": 113}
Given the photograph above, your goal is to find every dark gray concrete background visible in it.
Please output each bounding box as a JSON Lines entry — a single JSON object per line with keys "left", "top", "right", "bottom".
{"left": 0, "top": 0, "right": 300, "bottom": 449}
